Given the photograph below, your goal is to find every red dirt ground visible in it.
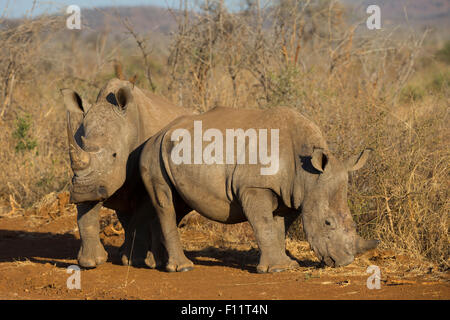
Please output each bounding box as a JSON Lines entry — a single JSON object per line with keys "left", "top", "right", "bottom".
{"left": 0, "top": 194, "right": 448, "bottom": 300}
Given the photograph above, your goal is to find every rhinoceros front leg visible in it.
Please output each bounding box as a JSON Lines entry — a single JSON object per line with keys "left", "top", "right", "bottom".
{"left": 149, "top": 184, "right": 193, "bottom": 272}
{"left": 274, "top": 215, "right": 300, "bottom": 268}
{"left": 77, "top": 202, "right": 108, "bottom": 268}
{"left": 241, "top": 189, "right": 298, "bottom": 273}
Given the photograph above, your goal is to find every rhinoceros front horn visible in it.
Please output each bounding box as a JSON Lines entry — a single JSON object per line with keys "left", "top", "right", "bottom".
{"left": 67, "top": 112, "right": 90, "bottom": 171}
{"left": 355, "top": 236, "right": 379, "bottom": 255}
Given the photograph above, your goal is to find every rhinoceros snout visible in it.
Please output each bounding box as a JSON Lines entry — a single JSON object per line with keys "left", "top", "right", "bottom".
{"left": 322, "top": 254, "right": 355, "bottom": 268}
{"left": 69, "top": 184, "right": 109, "bottom": 203}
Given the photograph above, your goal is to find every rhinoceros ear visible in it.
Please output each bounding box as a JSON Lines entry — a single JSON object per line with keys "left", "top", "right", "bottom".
{"left": 115, "top": 86, "right": 133, "bottom": 110}
{"left": 345, "top": 148, "right": 373, "bottom": 172}
{"left": 60, "top": 89, "right": 86, "bottom": 114}
{"left": 311, "top": 148, "right": 328, "bottom": 173}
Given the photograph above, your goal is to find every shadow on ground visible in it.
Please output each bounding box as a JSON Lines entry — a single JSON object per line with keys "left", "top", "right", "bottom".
{"left": 186, "top": 246, "right": 321, "bottom": 273}
{"left": 0, "top": 229, "right": 321, "bottom": 272}
{"left": 0, "top": 229, "right": 118, "bottom": 269}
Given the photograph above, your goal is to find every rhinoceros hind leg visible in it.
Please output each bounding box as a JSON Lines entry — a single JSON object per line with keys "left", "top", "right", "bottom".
{"left": 149, "top": 216, "right": 168, "bottom": 269}
{"left": 117, "top": 207, "right": 152, "bottom": 268}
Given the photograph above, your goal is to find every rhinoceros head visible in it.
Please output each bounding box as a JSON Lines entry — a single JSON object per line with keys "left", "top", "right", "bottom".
{"left": 300, "top": 148, "right": 378, "bottom": 267}
{"left": 61, "top": 83, "right": 139, "bottom": 203}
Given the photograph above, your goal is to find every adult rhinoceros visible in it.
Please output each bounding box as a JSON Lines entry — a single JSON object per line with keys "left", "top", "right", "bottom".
{"left": 139, "top": 106, "right": 378, "bottom": 273}
{"left": 62, "top": 78, "right": 190, "bottom": 268}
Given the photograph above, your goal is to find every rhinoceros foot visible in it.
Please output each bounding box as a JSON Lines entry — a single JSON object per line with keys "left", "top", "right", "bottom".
{"left": 120, "top": 250, "right": 166, "bottom": 269}
{"left": 77, "top": 241, "right": 108, "bottom": 268}
{"left": 119, "top": 243, "right": 151, "bottom": 268}
{"left": 256, "top": 257, "right": 299, "bottom": 274}
{"left": 121, "top": 252, "right": 148, "bottom": 268}
{"left": 166, "top": 257, "right": 194, "bottom": 272}
{"left": 119, "top": 239, "right": 168, "bottom": 269}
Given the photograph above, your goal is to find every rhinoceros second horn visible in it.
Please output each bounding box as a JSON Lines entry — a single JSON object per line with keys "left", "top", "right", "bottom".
{"left": 67, "top": 112, "right": 90, "bottom": 171}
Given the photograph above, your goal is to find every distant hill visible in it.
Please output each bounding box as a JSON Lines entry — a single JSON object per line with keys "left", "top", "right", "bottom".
{"left": 2, "top": 1, "right": 448, "bottom": 38}
{"left": 81, "top": 5, "right": 178, "bottom": 35}
{"left": 81, "top": 1, "right": 449, "bottom": 37}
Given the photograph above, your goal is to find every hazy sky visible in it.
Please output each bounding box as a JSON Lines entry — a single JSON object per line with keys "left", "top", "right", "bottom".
{"left": 0, "top": 0, "right": 201, "bottom": 18}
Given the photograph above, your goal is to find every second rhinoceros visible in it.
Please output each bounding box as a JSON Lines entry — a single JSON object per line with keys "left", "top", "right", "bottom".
{"left": 139, "top": 106, "right": 378, "bottom": 273}
{"left": 62, "top": 78, "right": 190, "bottom": 268}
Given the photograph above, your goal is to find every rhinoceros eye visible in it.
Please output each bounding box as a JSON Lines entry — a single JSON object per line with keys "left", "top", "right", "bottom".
{"left": 112, "top": 152, "right": 117, "bottom": 158}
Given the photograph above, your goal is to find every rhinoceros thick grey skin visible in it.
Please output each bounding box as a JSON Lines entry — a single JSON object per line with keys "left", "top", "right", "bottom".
{"left": 139, "top": 106, "right": 378, "bottom": 273}
{"left": 62, "top": 78, "right": 190, "bottom": 268}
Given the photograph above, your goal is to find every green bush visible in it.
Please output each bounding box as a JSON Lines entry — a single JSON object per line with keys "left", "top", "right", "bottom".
{"left": 13, "top": 114, "right": 38, "bottom": 153}
{"left": 429, "top": 71, "right": 450, "bottom": 92}
{"left": 400, "top": 84, "right": 424, "bottom": 102}
{"left": 436, "top": 41, "right": 450, "bottom": 64}
{"left": 267, "top": 66, "right": 303, "bottom": 107}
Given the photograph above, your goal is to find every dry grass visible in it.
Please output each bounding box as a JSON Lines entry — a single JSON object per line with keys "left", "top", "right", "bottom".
{"left": 0, "top": 1, "right": 448, "bottom": 270}
{"left": 179, "top": 212, "right": 256, "bottom": 247}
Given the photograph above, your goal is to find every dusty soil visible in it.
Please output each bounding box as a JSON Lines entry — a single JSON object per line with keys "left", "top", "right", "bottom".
{"left": 0, "top": 193, "right": 448, "bottom": 300}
